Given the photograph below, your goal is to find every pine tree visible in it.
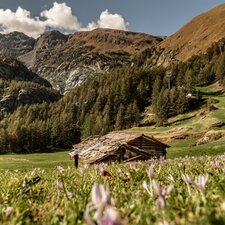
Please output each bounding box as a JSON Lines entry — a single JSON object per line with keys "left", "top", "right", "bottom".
{"left": 151, "top": 75, "right": 162, "bottom": 112}
{"left": 115, "top": 104, "right": 125, "bottom": 130}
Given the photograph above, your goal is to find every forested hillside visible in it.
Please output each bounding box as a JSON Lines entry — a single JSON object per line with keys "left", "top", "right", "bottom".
{"left": 0, "top": 38, "right": 225, "bottom": 153}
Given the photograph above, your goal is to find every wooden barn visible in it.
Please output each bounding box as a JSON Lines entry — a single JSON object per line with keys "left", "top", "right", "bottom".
{"left": 70, "top": 132, "right": 170, "bottom": 165}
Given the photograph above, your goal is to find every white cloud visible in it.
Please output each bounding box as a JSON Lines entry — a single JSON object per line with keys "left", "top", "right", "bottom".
{"left": 85, "top": 10, "right": 129, "bottom": 31}
{"left": 0, "top": 7, "right": 45, "bottom": 37}
{"left": 0, "top": 3, "right": 129, "bottom": 38}
{"left": 40, "top": 2, "right": 80, "bottom": 30}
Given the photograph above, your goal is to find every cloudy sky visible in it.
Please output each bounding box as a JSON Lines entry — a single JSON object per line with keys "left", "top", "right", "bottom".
{"left": 0, "top": 0, "right": 224, "bottom": 37}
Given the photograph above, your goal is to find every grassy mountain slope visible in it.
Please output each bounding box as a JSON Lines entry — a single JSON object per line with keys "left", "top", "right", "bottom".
{"left": 160, "top": 3, "right": 225, "bottom": 61}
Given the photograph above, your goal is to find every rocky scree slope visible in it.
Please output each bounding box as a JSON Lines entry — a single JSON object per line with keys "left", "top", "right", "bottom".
{"left": 0, "top": 56, "right": 61, "bottom": 113}
{"left": 19, "top": 29, "right": 164, "bottom": 92}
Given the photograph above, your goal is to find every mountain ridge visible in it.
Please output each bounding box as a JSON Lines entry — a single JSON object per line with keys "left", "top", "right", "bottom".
{"left": 159, "top": 3, "right": 225, "bottom": 61}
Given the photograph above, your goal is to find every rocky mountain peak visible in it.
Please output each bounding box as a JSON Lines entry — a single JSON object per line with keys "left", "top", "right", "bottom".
{"left": 0, "top": 31, "right": 35, "bottom": 57}
{"left": 19, "top": 28, "right": 164, "bottom": 92}
{"left": 35, "top": 30, "right": 69, "bottom": 50}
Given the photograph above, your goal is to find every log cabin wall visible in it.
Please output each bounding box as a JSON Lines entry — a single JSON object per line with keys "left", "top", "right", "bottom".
{"left": 127, "top": 136, "right": 166, "bottom": 158}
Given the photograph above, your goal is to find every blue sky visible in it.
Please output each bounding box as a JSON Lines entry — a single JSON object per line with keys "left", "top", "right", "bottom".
{"left": 0, "top": 0, "right": 224, "bottom": 37}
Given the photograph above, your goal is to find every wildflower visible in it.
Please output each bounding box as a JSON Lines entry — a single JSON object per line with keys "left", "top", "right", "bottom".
{"left": 5, "top": 207, "right": 14, "bottom": 216}
{"left": 167, "top": 174, "right": 174, "bottom": 183}
{"left": 117, "top": 168, "right": 122, "bottom": 175}
{"left": 142, "top": 180, "right": 153, "bottom": 196}
{"left": 85, "top": 183, "right": 124, "bottom": 225}
{"left": 159, "top": 156, "right": 165, "bottom": 163}
{"left": 57, "top": 165, "right": 64, "bottom": 173}
{"left": 56, "top": 180, "right": 63, "bottom": 190}
{"left": 101, "top": 206, "right": 123, "bottom": 225}
{"left": 152, "top": 180, "right": 173, "bottom": 210}
{"left": 99, "top": 164, "right": 111, "bottom": 177}
{"left": 158, "top": 220, "right": 172, "bottom": 225}
{"left": 213, "top": 161, "right": 220, "bottom": 168}
{"left": 22, "top": 179, "right": 26, "bottom": 187}
{"left": 146, "top": 164, "right": 154, "bottom": 179}
{"left": 129, "top": 162, "right": 137, "bottom": 170}
{"left": 66, "top": 191, "right": 74, "bottom": 199}
{"left": 181, "top": 174, "right": 192, "bottom": 185}
{"left": 91, "top": 183, "right": 111, "bottom": 208}
{"left": 194, "top": 174, "right": 209, "bottom": 191}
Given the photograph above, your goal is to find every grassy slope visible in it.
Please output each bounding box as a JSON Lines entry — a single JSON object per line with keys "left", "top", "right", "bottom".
{"left": 131, "top": 82, "right": 225, "bottom": 158}
{"left": 1, "top": 82, "right": 225, "bottom": 170}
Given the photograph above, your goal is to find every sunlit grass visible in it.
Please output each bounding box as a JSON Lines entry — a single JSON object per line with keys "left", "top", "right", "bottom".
{"left": 0, "top": 154, "right": 224, "bottom": 225}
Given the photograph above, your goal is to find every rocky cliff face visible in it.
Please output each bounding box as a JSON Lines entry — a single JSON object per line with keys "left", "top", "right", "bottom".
{"left": 0, "top": 32, "right": 35, "bottom": 57}
{"left": 19, "top": 29, "right": 164, "bottom": 92}
{"left": 0, "top": 56, "right": 61, "bottom": 113}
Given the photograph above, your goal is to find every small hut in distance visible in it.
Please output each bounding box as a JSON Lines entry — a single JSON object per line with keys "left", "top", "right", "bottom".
{"left": 70, "top": 131, "right": 170, "bottom": 165}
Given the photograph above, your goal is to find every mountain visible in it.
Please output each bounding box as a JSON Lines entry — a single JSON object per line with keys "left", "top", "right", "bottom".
{"left": 0, "top": 56, "right": 61, "bottom": 113}
{"left": 0, "top": 31, "right": 35, "bottom": 57}
{"left": 159, "top": 3, "right": 225, "bottom": 61}
{"left": 19, "top": 29, "right": 163, "bottom": 92}
{"left": 4, "top": 4, "right": 225, "bottom": 93}
{"left": 0, "top": 55, "right": 51, "bottom": 87}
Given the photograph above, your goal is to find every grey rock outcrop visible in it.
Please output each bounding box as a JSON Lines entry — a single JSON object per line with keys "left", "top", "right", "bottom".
{"left": 0, "top": 88, "right": 61, "bottom": 113}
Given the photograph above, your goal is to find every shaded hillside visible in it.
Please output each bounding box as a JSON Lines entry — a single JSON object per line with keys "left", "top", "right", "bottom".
{"left": 160, "top": 3, "right": 225, "bottom": 61}
{"left": 0, "top": 32, "right": 35, "bottom": 57}
{"left": 19, "top": 29, "right": 163, "bottom": 92}
{"left": 0, "top": 55, "right": 51, "bottom": 87}
{"left": 0, "top": 56, "right": 61, "bottom": 113}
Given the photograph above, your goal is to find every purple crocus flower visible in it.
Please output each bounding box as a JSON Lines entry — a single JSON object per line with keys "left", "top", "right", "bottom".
{"left": 213, "top": 161, "right": 220, "bottom": 168}
{"left": 101, "top": 206, "right": 123, "bottom": 225}
{"left": 85, "top": 183, "right": 124, "bottom": 225}
{"left": 167, "top": 174, "right": 174, "bottom": 183}
{"left": 57, "top": 165, "right": 64, "bottom": 173}
{"left": 181, "top": 174, "right": 192, "bottom": 185}
{"left": 146, "top": 164, "right": 154, "bottom": 179}
{"left": 152, "top": 180, "right": 173, "bottom": 210}
{"left": 194, "top": 174, "right": 209, "bottom": 191}
{"left": 56, "top": 180, "right": 63, "bottom": 190}
{"left": 66, "top": 191, "right": 74, "bottom": 199}
{"left": 91, "top": 183, "right": 111, "bottom": 208}
{"left": 5, "top": 207, "right": 14, "bottom": 216}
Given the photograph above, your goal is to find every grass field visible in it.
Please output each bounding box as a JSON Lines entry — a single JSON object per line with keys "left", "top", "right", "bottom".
{"left": 0, "top": 152, "right": 71, "bottom": 170}
{"left": 0, "top": 154, "right": 224, "bottom": 225}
